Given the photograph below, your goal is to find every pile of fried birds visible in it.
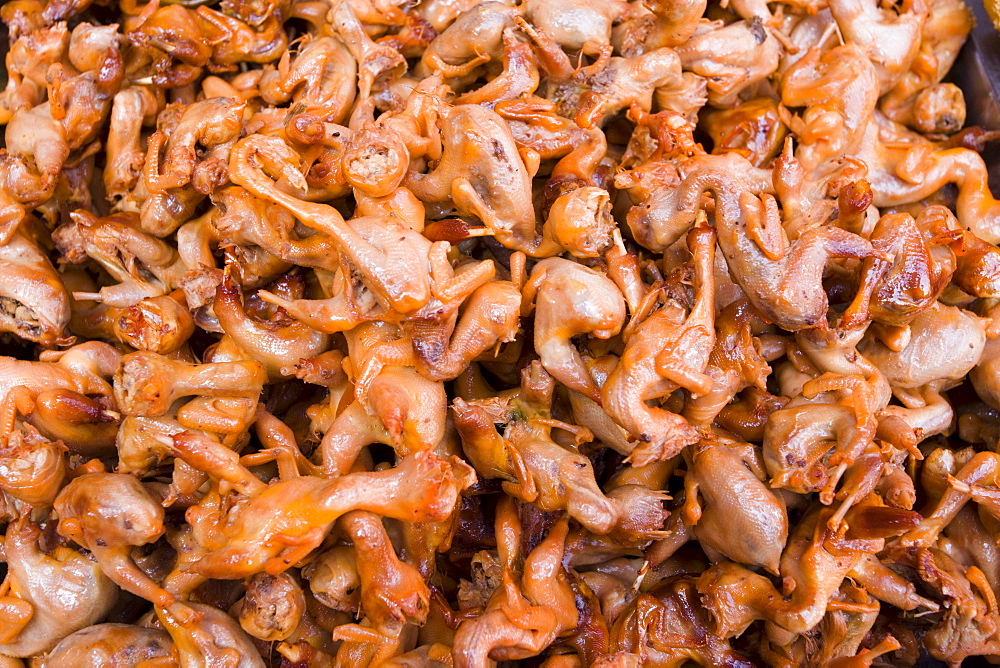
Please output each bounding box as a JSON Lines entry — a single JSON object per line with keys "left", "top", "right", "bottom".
{"left": 3, "top": 0, "right": 1000, "bottom": 665}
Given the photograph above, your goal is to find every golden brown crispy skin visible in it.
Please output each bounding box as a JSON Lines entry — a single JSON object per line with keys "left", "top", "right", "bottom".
{"left": 0, "top": 0, "right": 997, "bottom": 664}
{"left": 40, "top": 624, "right": 177, "bottom": 667}
{"left": 0, "top": 517, "right": 118, "bottom": 658}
